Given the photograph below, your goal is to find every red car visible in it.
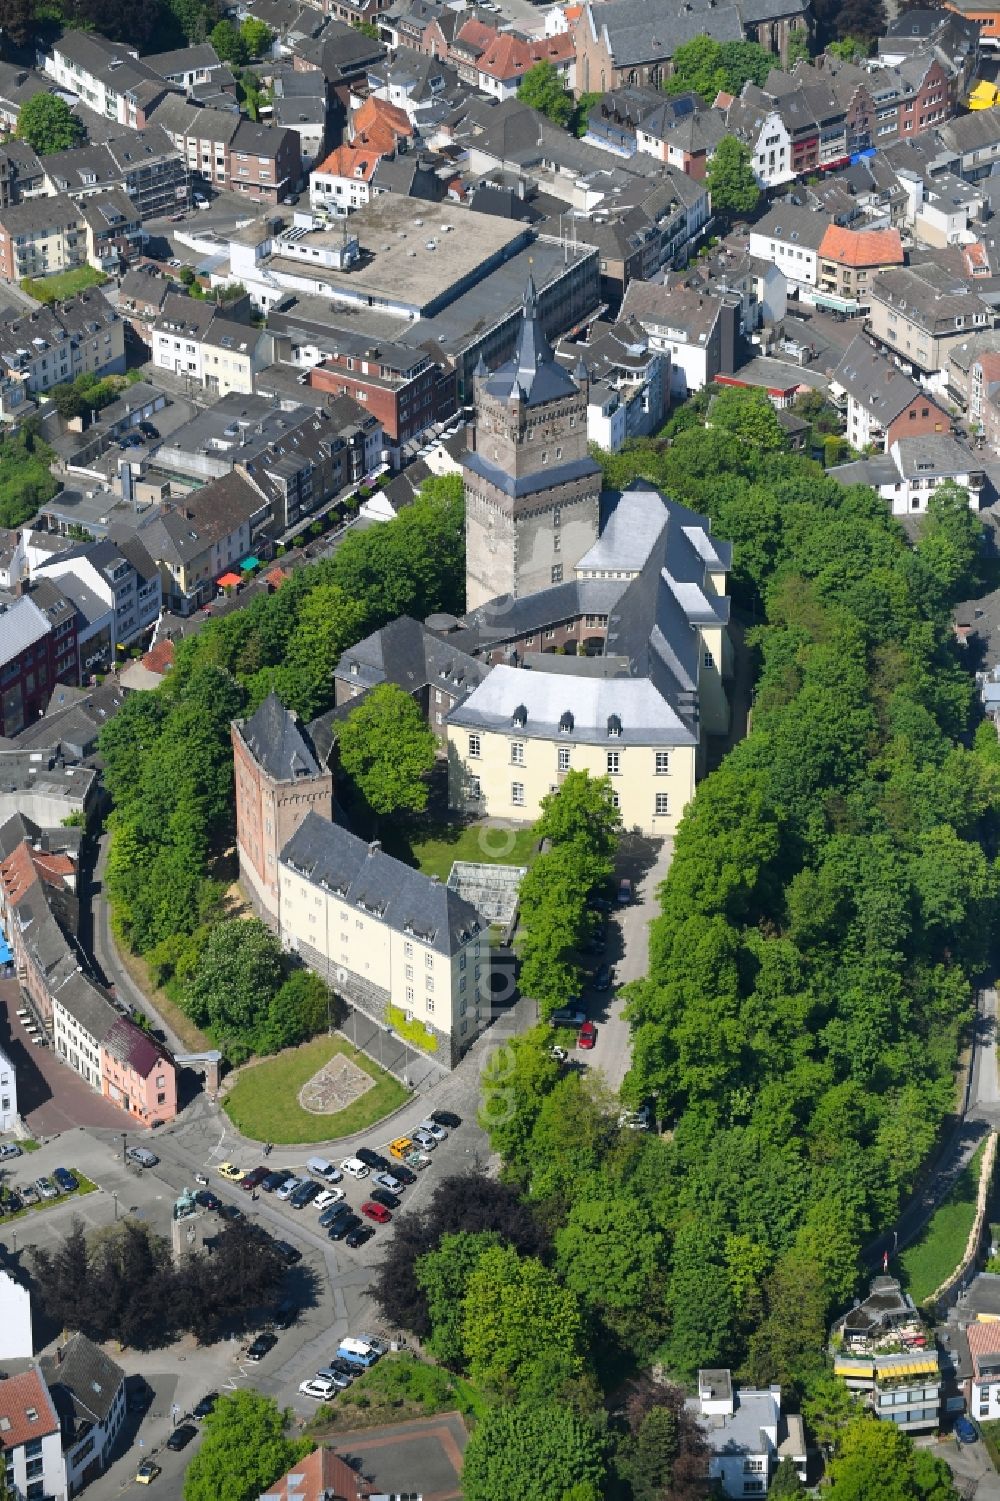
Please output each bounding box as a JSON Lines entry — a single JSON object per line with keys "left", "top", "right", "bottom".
{"left": 240, "top": 1166, "right": 269, "bottom": 1192}
{"left": 361, "top": 1200, "right": 391, "bottom": 1224}
{"left": 578, "top": 1020, "right": 597, "bottom": 1050}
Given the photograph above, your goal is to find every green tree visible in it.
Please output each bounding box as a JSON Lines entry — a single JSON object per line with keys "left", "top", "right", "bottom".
{"left": 533, "top": 768, "right": 621, "bottom": 864}
{"left": 667, "top": 36, "right": 775, "bottom": 103}
{"left": 786, "top": 27, "right": 811, "bottom": 64}
{"left": 827, "top": 36, "right": 870, "bottom": 60}
{"left": 479, "top": 1027, "right": 563, "bottom": 1167}
{"left": 622, "top": 1405, "right": 679, "bottom": 1501}
{"left": 239, "top": 16, "right": 273, "bottom": 54}
{"left": 183, "top": 918, "right": 286, "bottom": 1061}
{"left": 256, "top": 968, "right": 331, "bottom": 1054}
{"left": 415, "top": 1230, "right": 501, "bottom": 1367}
{"left": 711, "top": 386, "right": 787, "bottom": 452}
{"left": 517, "top": 62, "right": 573, "bottom": 126}
{"left": 706, "top": 135, "right": 761, "bottom": 217}
{"left": 462, "top": 1243, "right": 585, "bottom": 1397}
{"left": 826, "top": 1414, "right": 958, "bottom": 1500}
{"left": 17, "top": 94, "right": 85, "bottom": 155}
{"left": 555, "top": 1195, "right": 664, "bottom": 1346}
{"left": 338, "top": 682, "right": 436, "bottom": 822}
{"left": 572, "top": 90, "right": 602, "bottom": 136}
{"left": 769, "top": 1457, "right": 807, "bottom": 1497}
{"left": 462, "top": 1402, "right": 606, "bottom": 1501}
{"left": 210, "top": 18, "right": 248, "bottom": 64}
{"left": 912, "top": 481, "right": 984, "bottom": 606}
{"left": 183, "top": 1392, "right": 311, "bottom": 1501}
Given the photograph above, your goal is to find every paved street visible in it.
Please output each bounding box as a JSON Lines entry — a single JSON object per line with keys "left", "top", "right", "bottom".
{"left": 584, "top": 837, "right": 673, "bottom": 1093}
{"left": 0, "top": 980, "right": 132, "bottom": 1136}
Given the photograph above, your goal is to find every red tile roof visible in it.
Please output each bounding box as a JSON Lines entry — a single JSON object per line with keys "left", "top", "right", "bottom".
{"left": 0, "top": 843, "right": 39, "bottom": 909}
{"left": 140, "top": 639, "right": 174, "bottom": 676}
{"left": 354, "top": 95, "right": 413, "bottom": 142}
{"left": 263, "top": 1448, "right": 370, "bottom": 1501}
{"left": 314, "top": 142, "right": 383, "bottom": 183}
{"left": 818, "top": 224, "right": 904, "bottom": 268}
{"left": 0, "top": 1368, "right": 60, "bottom": 1450}
{"left": 968, "top": 1319, "right": 1000, "bottom": 1379}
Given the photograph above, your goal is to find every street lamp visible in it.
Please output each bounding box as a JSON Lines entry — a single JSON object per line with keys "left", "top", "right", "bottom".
{"left": 112, "top": 1191, "right": 118, "bottom": 1222}
{"left": 121, "top": 1132, "right": 126, "bottom": 1164}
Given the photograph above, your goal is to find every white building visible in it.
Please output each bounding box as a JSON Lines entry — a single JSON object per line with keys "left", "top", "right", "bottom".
{"left": 151, "top": 292, "right": 264, "bottom": 397}
{"left": 279, "top": 812, "right": 491, "bottom": 1068}
{"left": 748, "top": 204, "right": 825, "bottom": 293}
{"left": 36, "top": 538, "right": 161, "bottom": 652}
{"left": 690, "top": 1369, "right": 806, "bottom": 1499}
{"left": 0, "top": 1044, "right": 16, "bottom": 1134}
{"left": 42, "top": 1333, "right": 126, "bottom": 1496}
{"left": 830, "top": 433, "right": 986, "bottom": 515}
{"left": 0, "top": 1366, "right": 67, "bottom": 1501}
{"left": 0, "top": 1270, "right": 32, "bottom": 1361}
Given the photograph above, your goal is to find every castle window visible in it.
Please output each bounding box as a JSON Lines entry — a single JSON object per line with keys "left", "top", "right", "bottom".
{"left": 607, "top": 751, "right": 620, "bottom": 775}
{"left": 468, "top": 734, "right": 481, "bottom": 758}
{"left": 655, "top": 751, "right": 670, "bottom": 774}
{"left": 553, "top": 507, "right": 561, "bottom": 526}
{"left": 512, "top": 705, "right": 527, "bottom": 729}
{"left": 511, "top": 742, "right": 524, "bottom": 765}
{"left": 551, "top": 565, "right": 563, "bottom": 584}
{"left": 558, "top": 746, "right": 570, "bottom": 772}
{"left": 607, "top": 714, "right": 622, "bottom": 738}
{"left": 511, "top": 781, "right": 525, "bottom": 806}
{"left": 559, "top": 711, "right": 574, "bottom": 733}
{"left": 655, "top": 793, "right": 669, "bottom": 816}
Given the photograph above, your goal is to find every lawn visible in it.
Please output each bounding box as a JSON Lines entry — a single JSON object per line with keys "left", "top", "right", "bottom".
{"left": 980, "top": 1419, "right": 1000, "bottom": 1470}
{"left": 21, "top": 266, "right": 108, "bottom": 304}
{"left": 899, "top": 1140, "right": 987, "bottom": 1304}
{"left": 395, "top": 820, "right": 539, "bottom": 884}
{"left": 307, "top": 1353, "right": 486, "bottom": 1433}
{"left": 223, "top": 1036, "right": 409, "bottom": 1144}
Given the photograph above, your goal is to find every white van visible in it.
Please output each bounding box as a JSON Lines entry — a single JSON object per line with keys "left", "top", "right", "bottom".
{"left": 307, "top": 1156, "right": 342, "bottom": 1184}
{"left": 337, "top": 1337, "right": 379, "bottom": 1366}
{"left": 340, "top": 1157, "right": 370, "bottom": 1180}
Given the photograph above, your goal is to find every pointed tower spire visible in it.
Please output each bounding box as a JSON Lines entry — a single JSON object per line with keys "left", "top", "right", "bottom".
{"left": 514, "top": 273, "right": 555, "bottom": 389}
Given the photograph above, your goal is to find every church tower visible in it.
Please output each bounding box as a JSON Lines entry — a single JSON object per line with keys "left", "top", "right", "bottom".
{"left": 463, "top": 278, "right": 602, "bottom": 610}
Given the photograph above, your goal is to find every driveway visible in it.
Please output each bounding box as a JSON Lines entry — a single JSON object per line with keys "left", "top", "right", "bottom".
{"left": 0, "top": 980, "right": 131, "bottom": 1135}
{"left": 583, "top": 837, "right": 673, "bottom": 1092}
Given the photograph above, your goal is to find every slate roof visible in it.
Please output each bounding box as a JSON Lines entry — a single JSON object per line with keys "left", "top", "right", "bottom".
{"left": 576, "top": 484, "right": 671, "bottom": 574}
{"left": 833, "top": 334, "right": 937, "bottom": 423}
{"left": 892, "top": 432, "right": 980, "bottom": 478}
{"left": 482, "top": 274, "right": 583, "bottom": 409}
{"left": 134, "top": 472, "right": 265, "bottom": 566}
{"left": 586, "top": 0, "right": 743, "bottom": 67}
{"left": 41, "top": 1333, "right": 124, "bottom": 1428}
{"left": 145, "top": 43, "right": 222, "bottom": 79}
{"left": 752, "top": 201, "right": 830, "bottom": 252}
{"left": 280, "top": 812, "right": 485, "bottom": 955}
{"left": 237, "top": 691, "right": 324, "bottom": 783}
{"left": 334, "top": 614, "right": 486, "bottom": 698}
{"left": 103, "top": 1016, "right": 172, "bottom": 1078}
{"left": 0, "top": 597, "right": 53, "bottom": 669}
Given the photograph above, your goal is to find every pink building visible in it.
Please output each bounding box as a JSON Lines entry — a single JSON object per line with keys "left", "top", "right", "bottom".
{"left": 101, "top": 1019, "right": 177, "bottom": 1126}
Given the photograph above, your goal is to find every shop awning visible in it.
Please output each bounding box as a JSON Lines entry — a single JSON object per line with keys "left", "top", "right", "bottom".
{"left": 217, "top": 572, "right": 241, "bottom": 588}
{"left": 240, "top": 555, "right": 260, "bottom": 571}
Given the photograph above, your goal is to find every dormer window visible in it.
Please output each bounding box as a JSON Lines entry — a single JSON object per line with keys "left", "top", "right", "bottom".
{"left": 512, "top": 704, "right": 527, "bottom": 729}
{"left": 607, "top": 714, "right": 622, "bottom": 738}
{"left": 559, "top": 711, "right": 574, "bottom": 733}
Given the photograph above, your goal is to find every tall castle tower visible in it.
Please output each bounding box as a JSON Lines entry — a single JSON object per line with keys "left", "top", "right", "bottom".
{"left": 463, "top": 278, "right": 602, "bottom": 610}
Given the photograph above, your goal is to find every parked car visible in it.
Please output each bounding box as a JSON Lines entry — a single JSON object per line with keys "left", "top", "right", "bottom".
{"left": 299, "top": 1378, "right": 337, "bottom": 1400}
{"left": 217, "top": 1202, "right": 242, "bottom": 1221}
{"left": 216, "top": 1162, "right": 245, "bottom": 1182}
{"left": 240, "top": 1166, "right": 269, "bottom": 1192}
{"left": 275, "top": 1176, "right": 303, "bottom": 1201}
{"left": 138, "top": 422, "right": 160, "bottom": 439}
{"left": 246, "top": 1332, "right": 277, "bottom": 1362}
{"left": 369, "top": 1188, "right": 399, "bottom": 1211}
{"left": 319, "top": 1204, "right": 352, "bottom": 1230}
{"left": 34, "top": 1178, "right": 58, "bottom": 1200}
{"left": 126, "top": 1147, "right": 158, "bottom": 1168}
{"left": 410, "top": 1129, "right": 437, "bottom": 1152}
{"left": 2, "top": 1190, "right": 22, "bottom": 1213}
{"left": 389, "top": 1138, "right": 413, "bottom": 1161}
{"left": 584, "top": 922, "right": 607, "bottom": 956}
{"left": 273, "top": 1300, "right": 298, "bottom": 1330}
{"left": 326, "top": 1358, "right": 358, "bottom": 1380}
{"left": 261, "top": 1170, "right": 294, "bottom": 1193}
{"left": 135, "top": 1461, "right": 161, "bottom": 1485}
{"left": 346, "top": 1224, "right": 375, "bottom": 1248}
{"left": 405, "top": 1151, "right": 431, "bottom": 1171}
{"left": 192, "top": 1393, "right": 218, "bottom": 1419}
{"left": 118, "top": 433, "right": 144, "bottom": 450}
{"left": 127, "top": 1380, "right": 151, "bottom": 1414}
{"left": 0, "top": 1144, "right": 21, "bottom": 1161}
{"left": 166, "top": 1425, "right": 196, "bottom": 1451}
{"left": 578, "top": 1020, "right": 597, "bottom": 1050}
{"left": 316, "top": 1366, "right": 352, "bottom": 1390}
{"left": 271, "top": 1240, "right": 301, "bottom": 1265}
{"left": 430, "top": 1110, "right": 461, "bottom": 1129}
{"left": 955, "top": 1417, "right": 978, "bottom": 1444}
{"left": 328, "top": 1213, "right": 361, "bottom": 1241}
{"left": 361, "top": 1200, "right": 391, "bottom": 1224}
{"left": 290, "top": 1180, "right": 320, "bottom": 1210}
{"left": 313, "top": 1188, "right": 346, "bottom": 1212}
{"left": 593, "top": 964, "right": 612, "bottom": 992}
{"left": 356, "top": 1148, "right": 390, "bottom": 1172}
{"left": 194, "top": 1189, "right": 222, "bottom": 1210}
{"left": 549, "top": 1007, "right": 585, "bottom": 1028}
{"left": 18, "top": 1184, "right": 39, "bottom": 1206}
{"left": 52, "top": 1168, "right": 78, "bottom": 1192}
{"left": 549, "top": 1045, "right": 569, "bottom": 1063}
{"left": 617, "top": 877, "right": 633, "bottom": 904}
{"left": 417, "top": 1118, "right": 448, "bottom": 1142}
{"left": 372, "top": 1171, "right": 401, "bottom": 1193}
{"left": 340, "top": 1158, "right": 370, "bottom": 1180}
{"left": 391, "top": 1164, "right": 416, "bottom": 1186}
{"left": 168, "top": 212, "right": 185, "bottom": 222}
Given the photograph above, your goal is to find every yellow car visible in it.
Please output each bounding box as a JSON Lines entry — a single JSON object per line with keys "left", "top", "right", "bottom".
{"left": 217, "top": 1162, "right": 245, "bottom": 1182}
{"left": 136, "top": 1461, "right": 161, "bottom": 1486}
{"left": 389, "top": 1137, "right": 413, "bottom": 1161}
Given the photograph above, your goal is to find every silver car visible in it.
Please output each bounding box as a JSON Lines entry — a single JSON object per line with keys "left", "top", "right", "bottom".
{"left": 410, "top": 1129, "right": 437, "bottom": 1151}
{"left": 275, "top": 1176, "right": 303, "bottom": 1201}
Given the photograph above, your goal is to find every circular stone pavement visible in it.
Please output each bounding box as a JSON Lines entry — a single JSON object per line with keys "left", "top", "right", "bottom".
{"left": 298, "top": 1051, "right": 376, "bottom": 1114}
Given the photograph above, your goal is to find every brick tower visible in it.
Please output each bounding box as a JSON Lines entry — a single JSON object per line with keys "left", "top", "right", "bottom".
{"left": 463, "top": 277, "right": 602, "bottom": 610}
